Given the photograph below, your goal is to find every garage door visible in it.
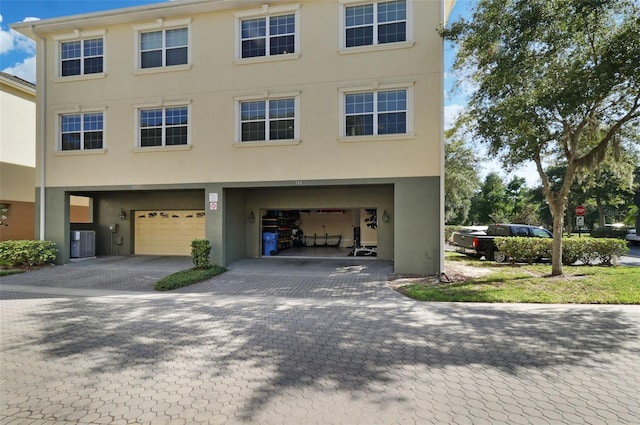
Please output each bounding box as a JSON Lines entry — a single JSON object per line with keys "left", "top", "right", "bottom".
{"left": 135, "top": 210, "right": 205, "bottom": 255}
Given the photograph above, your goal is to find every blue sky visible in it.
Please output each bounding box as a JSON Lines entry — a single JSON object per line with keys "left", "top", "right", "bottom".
{"left": 0, "top": 0, "right": 536, "bottom": 185}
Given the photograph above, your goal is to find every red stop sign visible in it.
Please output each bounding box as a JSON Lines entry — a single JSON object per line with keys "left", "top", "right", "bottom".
{"left": 575, "top": 205, "right": 585, "bottom": 216}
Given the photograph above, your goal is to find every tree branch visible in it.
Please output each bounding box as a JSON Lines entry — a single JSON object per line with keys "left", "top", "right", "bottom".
{"left": 574, "top": 91, "right": 640, "bottom": 170}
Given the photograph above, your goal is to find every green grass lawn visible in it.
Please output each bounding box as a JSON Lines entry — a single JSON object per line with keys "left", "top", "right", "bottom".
{"left": 400, "top": 252, "right": 640, "bottom": 304}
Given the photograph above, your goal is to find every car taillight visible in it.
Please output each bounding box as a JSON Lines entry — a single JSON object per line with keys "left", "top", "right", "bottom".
{"left": 473, "top": 238, "right": 479, "bottom": 249}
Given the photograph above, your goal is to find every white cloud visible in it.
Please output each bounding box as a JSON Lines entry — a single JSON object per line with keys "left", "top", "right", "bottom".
{"left": 0, "top": 14, "right": 37, "bottom": 55}
{"left": 444, "top": 104, "right": 464, "bottom": 130}
{"left": 478, "top": 151, "right": 541, "bottom": 188}
{"left": 2, "top": 55, "right": 36, "bottom": 83}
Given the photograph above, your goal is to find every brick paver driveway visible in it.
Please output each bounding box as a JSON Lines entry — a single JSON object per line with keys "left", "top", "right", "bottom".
{"left": 1, "top": 256, "right": 639, "bottom": 424}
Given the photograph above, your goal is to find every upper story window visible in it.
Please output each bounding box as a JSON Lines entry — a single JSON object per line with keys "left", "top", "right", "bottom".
{"left": 138, "top": 106, "right": 189, "bottom": 147}
{"left": 60, "top": 112, "right": 104, "bottom": 151}
{"left": 339, "top": 83, "right": 414, "bottom": 139}
{"left": 133, "top": 19, "right": 191, "bottom": 71}
{"left": 340, "top": 0, "right": 413, "bottom": 52}
{"left": 140, "top": 28, "right": 188, "bottom": 68}
{"left": 235, "top": 92, "right": 300, "bottom": 143}
{"left": 345, "top": 89, "right": 406, "bottom": 136}
{"left": 241, "top": 14, "right": 295, "bottom": 58}
{"left": 55, "top": 30, "right": 106, "bottom": 78}
{"left": 345, "top": 0, "right": 406, "bottom": 47}
{"left": 240, "top": 98, "right": 295, "bottom": 142}
{"left": 234, "top": 4, "right": 300, "bottom": 62}
{"left": 61, "top": 38, "right": 103, "bottom": 76}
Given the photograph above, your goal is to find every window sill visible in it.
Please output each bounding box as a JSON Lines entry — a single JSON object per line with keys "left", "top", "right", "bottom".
{"left": 54, "top": 148, "right": 107, "bottom": 156}
{"left": 338, "top": 41, "right": 415, "bottom": 55}
{"left": 233, "top": 53, "right": 300, "bottom": 66}
{"left": 133, "top": 144, "right": 192, "bottom": 153}
{"left": 132, "top": 64, "right": 192, "bottom": 76}
{"left": 53, "top": 73, "right": 107, "bottom": 83}
{"left": 338, "top": 133, "right": 415, "bottom": 143}
{"left": 234, "top": 139, "right": 301, "bottom": 147}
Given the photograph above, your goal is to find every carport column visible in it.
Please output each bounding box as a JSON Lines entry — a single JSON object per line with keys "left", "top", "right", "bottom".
{"left": 394, "top": 177, "right": 441, "bottom": 275}
{"left": 41, "top": 188, "right": 70, "bottom": 264}
{"left": 204, "top": 184, "right": 225, "bottom": 266}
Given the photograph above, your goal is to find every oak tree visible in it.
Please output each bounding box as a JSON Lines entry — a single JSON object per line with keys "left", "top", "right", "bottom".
{"left": 443, "top": 0, "right": 640, "bottom": 274}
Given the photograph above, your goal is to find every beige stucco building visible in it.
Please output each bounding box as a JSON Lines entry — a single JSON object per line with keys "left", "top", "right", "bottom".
{"left": 0, "top": 72, "right": 37, "bottom": 241}
{"left": 14, "top": 0, "right": 453, "bottom": 274}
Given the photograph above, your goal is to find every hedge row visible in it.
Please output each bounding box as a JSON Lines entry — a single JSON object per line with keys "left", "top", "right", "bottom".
{"left": 0, "top": 240, "right": 57, "bottom": 267}
{"left": 591, "top": 226, "right": 629, "bottom": 239}
{"left": 495, "top": 237, "right": 629, "bottom": 266}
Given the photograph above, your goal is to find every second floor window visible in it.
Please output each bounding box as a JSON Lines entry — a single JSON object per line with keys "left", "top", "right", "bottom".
{"left": 241, "top": 14, "right": 295, "bottom": 58}
{"left": 345, "top": 0, "right": 406, "bottom": 48}
{"left": 139, "top": 106, "right": 189, "bottom": 147}
{"left": 240, "top": 98, "right": 295, "bottom": 141}
{"left": 140, "top": 27, "right": 188, "bottom": 68}
{"left": 345, "top": 89, "right": 406, "bottom": 136}
{"left": 61, "top": 38, "right": 103, "bottom": 76}
{"left": 60, "top": 112, "right": 103, "bottom": 151}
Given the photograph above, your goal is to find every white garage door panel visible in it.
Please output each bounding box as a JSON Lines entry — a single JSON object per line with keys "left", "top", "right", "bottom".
{"left": 135, "top": 210, "right": 205, "bottom": 255}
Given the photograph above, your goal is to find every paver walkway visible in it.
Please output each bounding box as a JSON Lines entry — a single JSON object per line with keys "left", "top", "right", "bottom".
{"left": 1, "top": 256, "right": 639, "bottom": 424}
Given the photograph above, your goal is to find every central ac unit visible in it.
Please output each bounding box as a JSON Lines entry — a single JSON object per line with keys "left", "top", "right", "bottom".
{"left": 70, "top": 230, "right": 96, "bottom": 258}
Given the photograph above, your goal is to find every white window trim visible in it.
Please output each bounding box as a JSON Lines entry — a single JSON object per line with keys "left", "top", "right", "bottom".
{"left": 338, "top": 81, "right": 414, "bottom": 141}
{"left": 234, "top": 91, "right": 301, "bottom": 145}
{"left": 338, "top": 0, "right": 413, "bottom": 52}
{"left": 53, "top": 29, "right": 107, "bottom": 81}
{"left": 54, "top": 106, "right": 107, "bottom": 154}
{"left": 132, "top": 18, "right": 192, "bottom": 73}
{"left": 234, "top": 3, "right": 301, "bottom": 63}
{"left": 133, "top": 100, "right": 192, "bottom": 151}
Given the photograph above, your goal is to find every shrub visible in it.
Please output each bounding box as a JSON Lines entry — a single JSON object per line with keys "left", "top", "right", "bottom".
{"left": 191, "top": 239, "right": 211, "bottom": 269}
{"left": 591, "top": 226, "right": 628, "bottom": 239}
{"left": 590, "top": 238, "right": 629, "bottom": 266}
{"left": 561, "top": 238, "right": 586, "bottom": 265}
{"left": 0, "top": 240, "right": 57, "bottom": 267}
{"left": 154, "top": 265, "right": 226, "bottom": 291}
{"left": 445, "top": 225, "right": 463, "bottom": 242}
{"left": 495, "top": 236, "right": 628, "bottom": 266}
{"left": 495, "top": 237, "right": 551, "bottom": 264}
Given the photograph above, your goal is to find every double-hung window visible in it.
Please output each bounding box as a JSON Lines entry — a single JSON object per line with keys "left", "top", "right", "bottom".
{"left": 140, "top": 28, "right": 188, "bottom": 68}
{"left": 241, "top": 14, "right": 295, "bottom": 58}
{"left": 139, "top": 106, "right": 189, "bottom": 147}
{"left": 60, "top": 112, "right": 104, "bottom": 151}
{"left": 61, "top": 38, "right": 103, "bottom": 76}
{"left": 235, "top": 4, "right": 300, "bottom": 61}
{"left": 55, "top": 30, "right": 105, "bottom": 78}
{"left": 238, "top": 96, "right": 298, "bottom": 142}
{"left": 134, "top": 19, "right": 191, "bottom": 70}
{"left": 344, "top": 89, "right": 408, "bottom": 136}
{"left": 344, "top": 0, "right": 408, "bottom": 48}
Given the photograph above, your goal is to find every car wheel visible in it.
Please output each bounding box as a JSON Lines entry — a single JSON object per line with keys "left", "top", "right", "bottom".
{"left": 494, "top": 251, "right": 508, "bottom": 263}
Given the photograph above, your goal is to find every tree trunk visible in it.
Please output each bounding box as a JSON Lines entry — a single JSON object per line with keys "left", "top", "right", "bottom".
{"left": 596, "top": 196, "right": 605, "bottom": 227}
{"left": 551, "top": 208, "right": 564, "bottom": 276}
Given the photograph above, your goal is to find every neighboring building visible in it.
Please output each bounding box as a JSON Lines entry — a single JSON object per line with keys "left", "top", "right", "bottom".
{"left": 0, "top": 72, "right": 36, "bottom": 241}
{"left": 0, "top": 72, "right": 91, "bottom": 242}
{"left": 13, "top": 0, "right": 455, "bottom": 274}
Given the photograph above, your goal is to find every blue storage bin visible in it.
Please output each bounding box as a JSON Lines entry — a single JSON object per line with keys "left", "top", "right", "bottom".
{"left": 263, "top": 232, "right": 278, "bottom": 256}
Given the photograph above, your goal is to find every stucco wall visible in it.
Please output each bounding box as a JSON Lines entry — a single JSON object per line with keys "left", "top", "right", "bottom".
{"left": 36, "top": 0, "right": 443, "bottom": 188}
{"left": 0, "top": 83, "right": 35, "bottom": 168}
